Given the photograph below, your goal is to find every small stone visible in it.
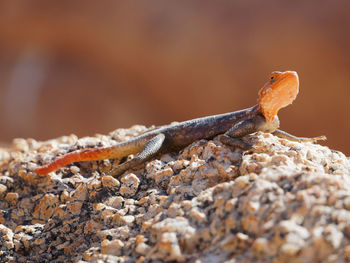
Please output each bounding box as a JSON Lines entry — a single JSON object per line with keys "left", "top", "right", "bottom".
{"left": 5, "top": 192, "right": 18, "bottom": 206}
{"left": 247, "top": 201, "right": 260, "bottom": 213}
{"left": 221, "top": 233, "right": 250, "bottom": 252}
{"left": 280, "top": 242, "right": 300, "bottom": 256}
{"left": 84, "top": 220, "right": 103, "bottom": 234}
{"left": 323, "top": 224, "right": 343, "bottom": 249}
{"left": 344, "top": 197, "right": 350, "bottom": 210}
{"left": 135, "top": 196, "right": 149, "bottom": 206}
{"left": 87, "top": 176, "right": 102, "bottom": 191}
{"left": 135, "top": 242, "right": 151, "bottom": 255}
{"left": 105, "top": 196, "right": 124, "bottom": 209}
{"left": 156, "top": 232, "right": 183, "bottom": 261}
{"left": 59, "top": 189, "right": 70, "bottom": 203}
{"left": 168, "top": 203, "right": 184, "bottom": 218}
{"left": 102, "top": 175, "right": 120, "bottom": 190}
{"left": 67, "top": 201, "right": 83, "bottom": 215}
{"left": 252, "top": 237, "right": 269, "bottom": 255}
{"left": 0, "top": 184, "right": 7, "bottom": 196}
{"left": 70, "top": 184, "right": 88, "bottom": 201}
{"left": 136, "top": 235, "right": 147, "bottom": 244}
{"left": 56, "top": 241, "right": 70, "bottom": 250}
{"left": 189, "top": 208, "right": 206, "bottom": 224}
{"left": 32, "top": 194, "right": 58, "bottom": 220}
{"left": 224, "top": 198, "right": 237, "bottom": 212}
{"left": 122, "top": 215, "right": 135, "bottom": 225}
{"left": 52, "top": 205, "right": 67, "bottom": 220}
{"left": 171, "top": 160, "right": 190, "bottom": 171}
{"left": 101, "top": 239, "right": 124, "bottom": 256}
{"left": 152, "top": 217, "right": 195, "bottom": 237}
{"left": 225, "top": 216, "right": 237, "bottom": 232}
{"left": 70, "top": 166, "right": 80, "bottom": 174}
{"left": 124, "top": 198, "right": 135, "bottom": 206}
{"left": 0, "top": 224, "right": 14, "bottom": 249}
{"left": 120, "top": 173, "right": 140, "bottom": 197}
{"left": 12, "top": 138, "right": 29, "bottom": 151}
{"left": 14, "top": 232, "right": 32, "bottom": 251}
{"left": 33, "top": 237, "right": 45, "bottom": 246}
{"left": 241, "top": 215, "right": 259, "bottom": 233}
{"left": 344, "top": 245, "right": 350, "bottom": 260}
{"left": 153, "top": 168, "right": 173, "bottom": 187}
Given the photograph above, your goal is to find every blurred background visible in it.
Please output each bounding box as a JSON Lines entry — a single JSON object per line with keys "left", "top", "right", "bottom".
{"left": 0, "top": 1, "right": 349, "bottom": 154}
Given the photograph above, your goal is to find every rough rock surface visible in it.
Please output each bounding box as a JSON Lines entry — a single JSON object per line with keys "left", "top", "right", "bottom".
{"left": 0, "top": 125, "right": 349, "bottom": 263}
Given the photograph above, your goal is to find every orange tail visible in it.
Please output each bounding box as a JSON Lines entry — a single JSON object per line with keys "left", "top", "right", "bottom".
{"left": 34, "top": 147, "right": 117, "bottom": 175}
{"left": 35, "top": 135, "right": 151, "bottom": 175}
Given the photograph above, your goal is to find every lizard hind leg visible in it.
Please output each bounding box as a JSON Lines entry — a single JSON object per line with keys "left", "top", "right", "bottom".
{"left": 109, "top": 133, "right": 166, "bottom": 177}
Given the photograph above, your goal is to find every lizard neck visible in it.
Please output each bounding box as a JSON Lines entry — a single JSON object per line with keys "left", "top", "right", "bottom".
{"left": 250, "top": 104, "right": 261, "bottom": 117}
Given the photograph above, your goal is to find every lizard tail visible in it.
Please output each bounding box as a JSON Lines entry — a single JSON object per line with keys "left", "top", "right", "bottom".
{"left": 34, "top": 147, "right": 117, "bottom": 175}
{"left": 34, "top": 136, "right": 150, "bottom": 175}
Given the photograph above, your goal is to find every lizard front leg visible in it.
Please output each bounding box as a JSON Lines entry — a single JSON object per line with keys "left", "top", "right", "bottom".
{"left": 219, "top": 119, "right": 257, "bottom": 149}
{"left": 109, "top": 133, "right": 166, "bottom": 177}
{"left": 219, "top": 114, "right": 278, "bottom": 149}
{"left": 219, "top": 114, "right": 325, "bottom": 150}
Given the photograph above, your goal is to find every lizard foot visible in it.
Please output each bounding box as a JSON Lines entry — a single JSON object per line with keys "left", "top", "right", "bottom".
{"left": 273, "top": 129, "right": 327, "bottom": 143}
{"left": 219, "top": 134, "right": 252, "bottom": 150}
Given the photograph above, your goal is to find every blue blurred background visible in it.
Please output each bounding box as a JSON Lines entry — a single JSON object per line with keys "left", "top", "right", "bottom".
{"left": 0, "top": 1, "right": 349, "bottom": 154}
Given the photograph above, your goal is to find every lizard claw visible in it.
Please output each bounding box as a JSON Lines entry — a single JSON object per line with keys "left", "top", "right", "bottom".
{"left": 311, "top": 135, "right": 327, "bottom": 142}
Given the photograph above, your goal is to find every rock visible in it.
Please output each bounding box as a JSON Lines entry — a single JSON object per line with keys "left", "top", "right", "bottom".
{"left": 5, "top": 192, "right": 19, "bottom": 206}
{"left": 119, "top": 173, "right": 140, "bottom": 197}
{"left": 101, "top": 239, "right": 124, "bottom": 256}
{"left": 102, "top": 175, "right": 120, "bottom": 190}
{"left": 0, "top": 127, "right": 349, "bottom": 262}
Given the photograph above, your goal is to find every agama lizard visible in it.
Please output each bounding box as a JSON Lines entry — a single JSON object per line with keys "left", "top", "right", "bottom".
{"left": 34, "top": 71, "right": 326, "bottom": 177}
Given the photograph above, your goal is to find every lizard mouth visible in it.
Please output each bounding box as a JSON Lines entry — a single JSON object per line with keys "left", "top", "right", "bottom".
{"left": 258, "top": 71, "right": 299, "bottom": 122}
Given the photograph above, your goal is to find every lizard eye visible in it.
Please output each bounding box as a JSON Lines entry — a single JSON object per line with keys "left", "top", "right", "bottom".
{"left": 269, "top": 71, "right": 281, "bottom": 82}
{"left": 270, "top": 74, "right": 277, "bottom": 82}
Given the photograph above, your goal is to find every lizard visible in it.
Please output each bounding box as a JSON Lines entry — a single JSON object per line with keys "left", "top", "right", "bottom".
{"left": 34, "top": 71, "right": 326, "bottom": 177}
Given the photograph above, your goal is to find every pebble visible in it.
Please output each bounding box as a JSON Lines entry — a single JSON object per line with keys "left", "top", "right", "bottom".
{"left": 102, "top": 175, "right": 120, "bottom": 190}
{"left": 120, "top": 173, "right": 140, "bottom": 197}
{"left": 5, "top": 192, "right": 19, "bottom": 206}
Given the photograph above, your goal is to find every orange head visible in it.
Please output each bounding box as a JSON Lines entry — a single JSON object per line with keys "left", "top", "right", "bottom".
{"left": 258, "top": 71, "right": 299, "bottom": 122}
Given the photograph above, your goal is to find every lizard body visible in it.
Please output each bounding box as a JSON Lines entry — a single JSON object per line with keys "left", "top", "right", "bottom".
{"left": 34, "top": 71, "right": 326, "bottom": 177}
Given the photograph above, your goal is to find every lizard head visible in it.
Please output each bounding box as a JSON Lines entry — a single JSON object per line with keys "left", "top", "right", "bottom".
{"left": 258, "top": 71, "right": 299, "bottom": 123}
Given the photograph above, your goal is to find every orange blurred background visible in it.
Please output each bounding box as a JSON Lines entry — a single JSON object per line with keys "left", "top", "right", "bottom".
{"left": 0, "top": 1, "right": 349, "bottom": 154}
